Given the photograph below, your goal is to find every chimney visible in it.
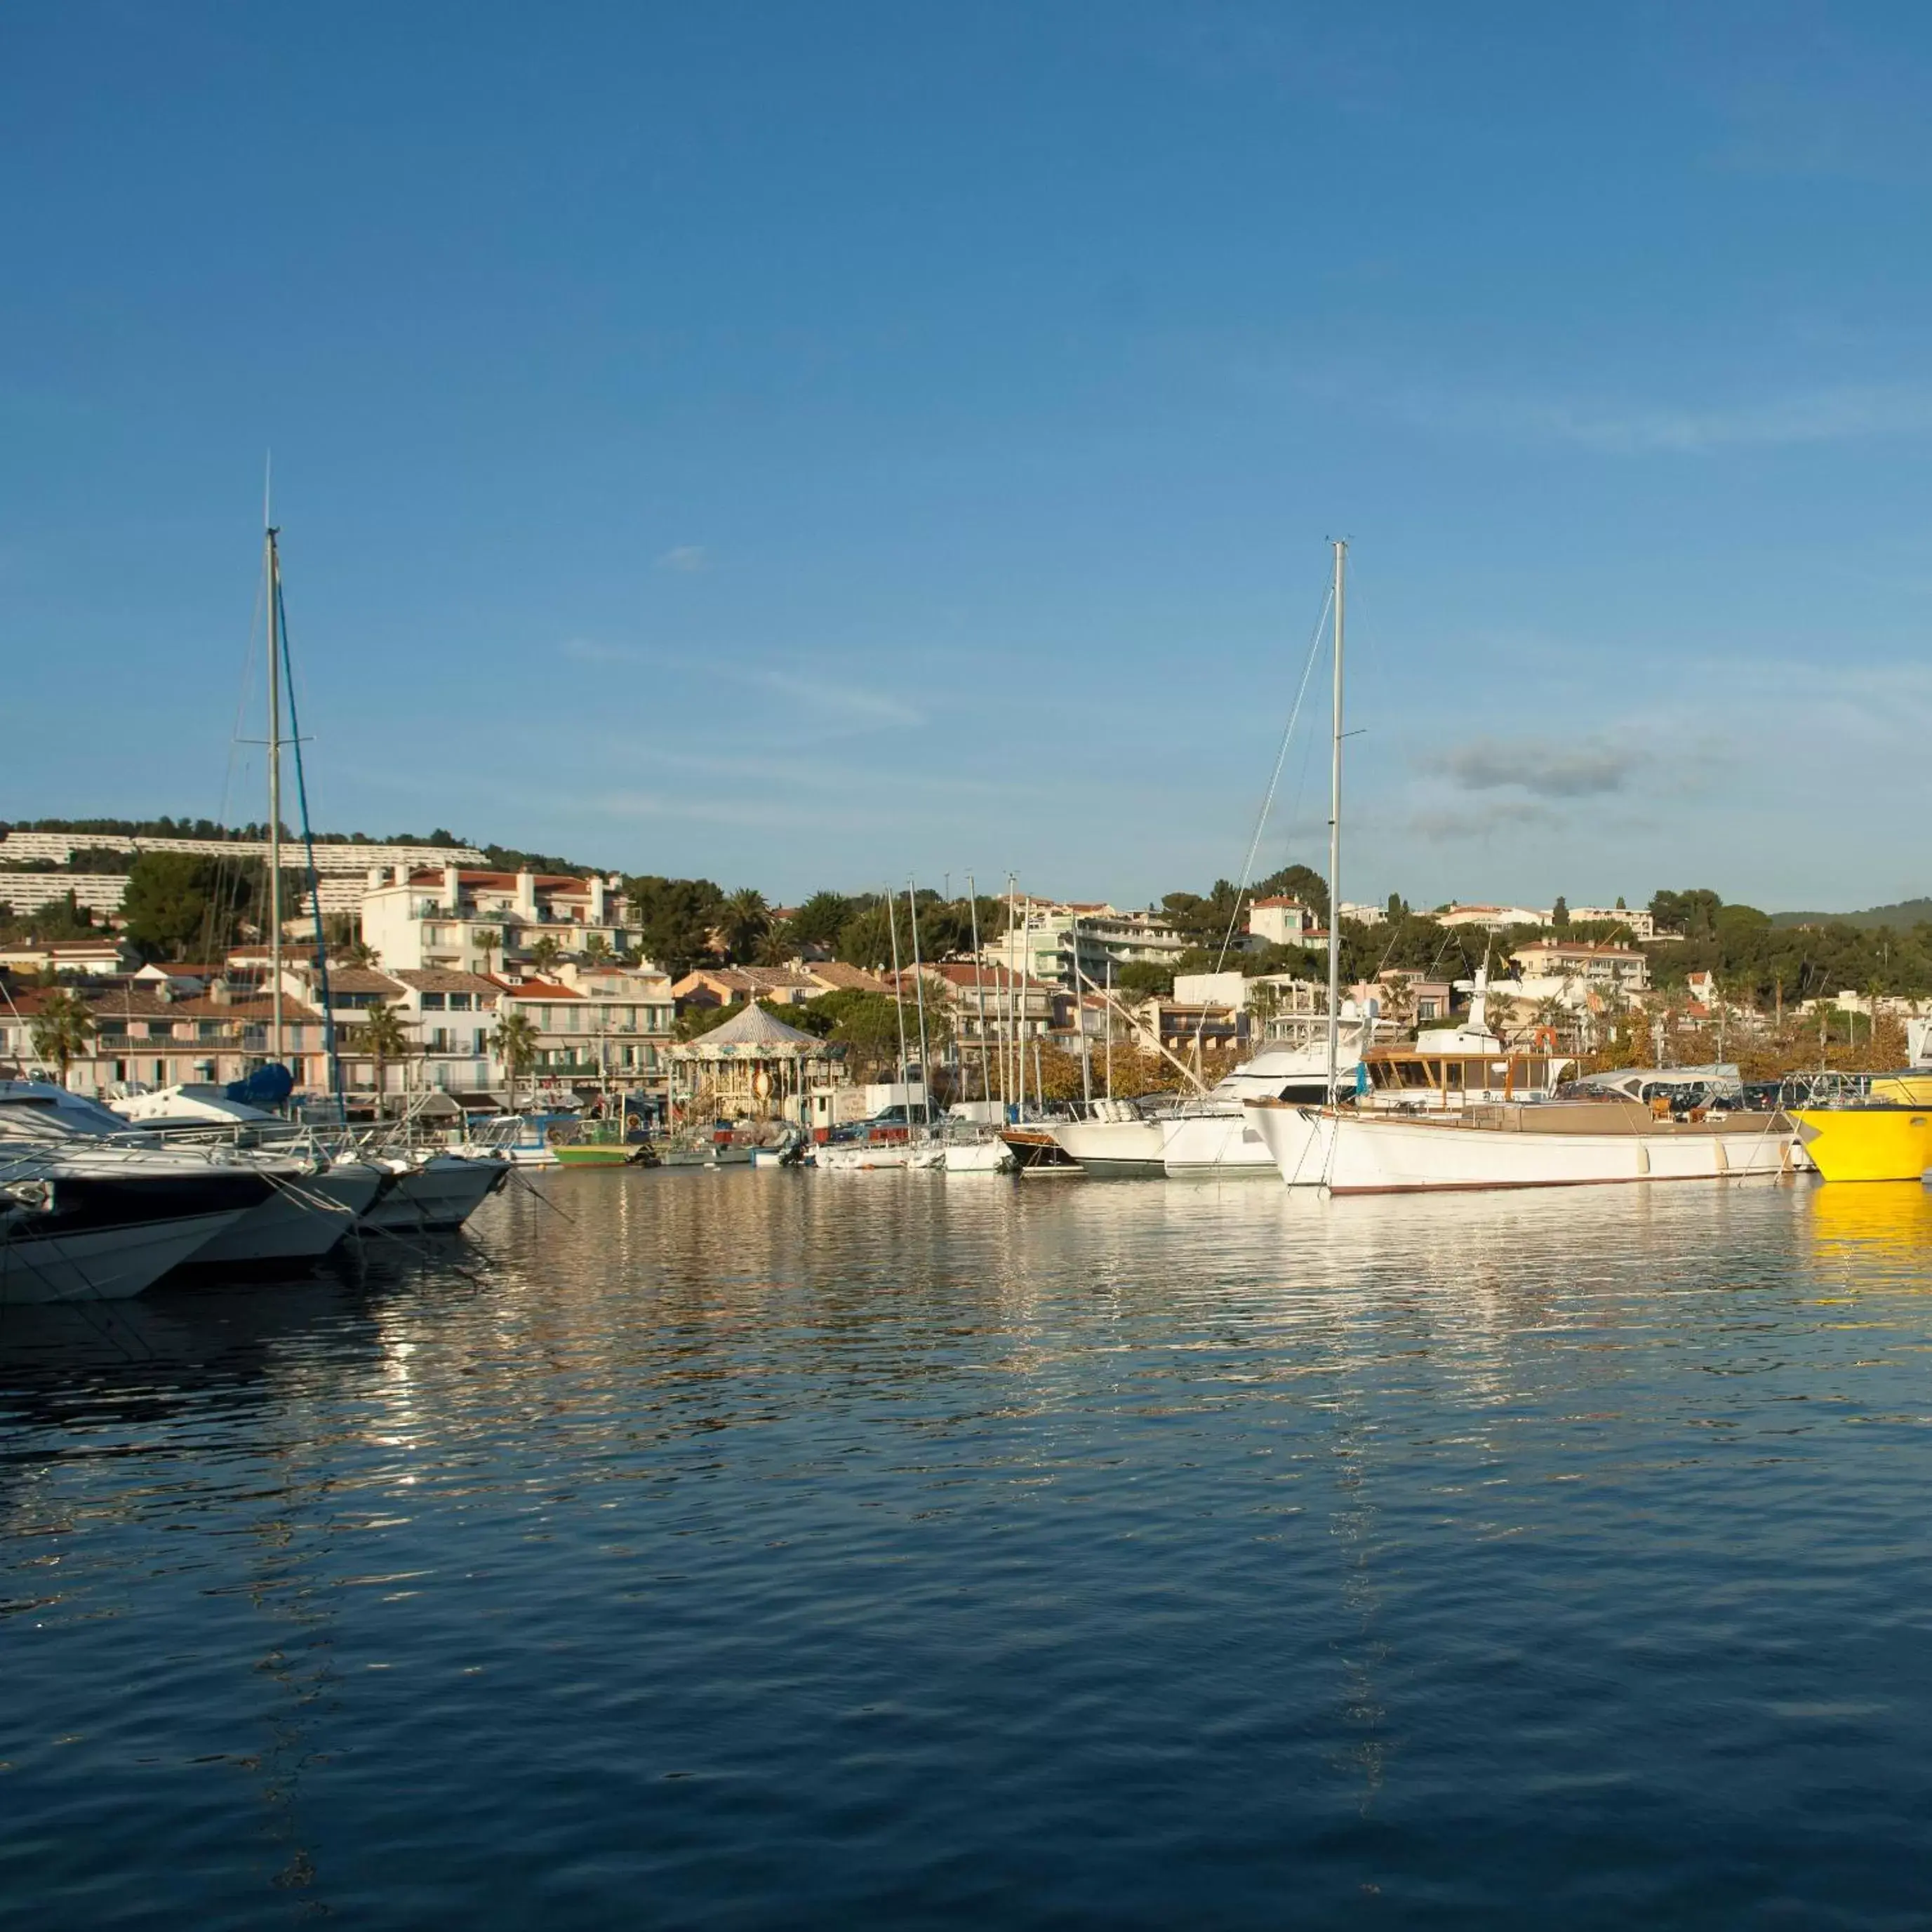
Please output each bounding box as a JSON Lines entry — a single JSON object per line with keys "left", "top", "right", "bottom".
{"left": 589, "top": 875, "right": 607, "bottom": 925}
{"left": 207, "top": 978, "right": 232, "bottom": 1008}
{"left": 367, "top": 865, "right": 385, "bottom": 889}
{"left": 517, "top": 870, "right": 538, "bottom": 919}
{"left": 443, "top": 864, "right": 462, "bottom": 912}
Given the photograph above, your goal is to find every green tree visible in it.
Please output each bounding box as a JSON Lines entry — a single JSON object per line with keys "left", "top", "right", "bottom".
{"left": 122, "top": 852, "right": 224, "bottom": 958}
{"left": 625, "top": 875, "right": 726, "bottom": 978}
{"left": 491, "top": 1010, "right": 539, "bottom": 1092}
{"left": 472, "top": 927, "right": 500, "bottom": 973}
{"left": 754, "top": 917, "right": 797, "bottom": 966}
{"left": 836, "top": 900, "right": 909, "bottom": 971}
{"left": 1552, "top": 895, "right": 1570, "bottom": 931}
{"left": 1116, "top": 960, "right": 1174, "bottom": 1001}
{"left": 29, "top": 989, "right": 95, "bottom": 1084}
{"left": 791, "top": 891, "right": 855, "bottom": 948}
{"left": 1251, "top": 862, "right": 1330, "bottom": 923}
{"left": 582, "top": 932, "right": 613, "bottom": 965}
{"left": 354, "top": 1001, "right": 413, "bottom": 1104}
{"left": 526, "top": 933, "right": 561, "bottom": 973}
{"left": 721, "top": 887, "right": 771, "bottom": 961}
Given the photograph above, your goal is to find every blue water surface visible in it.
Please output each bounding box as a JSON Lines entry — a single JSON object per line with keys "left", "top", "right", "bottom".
{"left": 5, "top": 1171, "right": 1932, "bottom": 1928}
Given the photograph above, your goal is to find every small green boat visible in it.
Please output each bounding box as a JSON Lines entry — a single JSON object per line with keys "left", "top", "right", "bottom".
{"left": 548, "top": 1119, "right": 654, "bottom": 1167}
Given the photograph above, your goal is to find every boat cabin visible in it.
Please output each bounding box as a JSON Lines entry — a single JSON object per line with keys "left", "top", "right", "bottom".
{"left": 1361, "top": 1048, "right": 1571, "bottom": 1107}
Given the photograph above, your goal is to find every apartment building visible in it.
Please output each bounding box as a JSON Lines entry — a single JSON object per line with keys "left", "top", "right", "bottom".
{"left": 496, "top": 964, "right": 673, "bottom": 1091}
{"left": 0, "top": 979, "right": 328, "bottom": 1094}
{"left": 982, "top": 900, "right": 1187, "bottom": 992}
{"left": 360, "top": 865, "right": 631, "bottom": 974}
{"left": 1508, "top": 940, "right": 1650, "bottom": 1008}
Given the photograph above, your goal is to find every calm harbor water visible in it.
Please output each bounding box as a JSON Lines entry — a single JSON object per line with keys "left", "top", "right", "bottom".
{"left": 6, "top": 1170, "right": 1932, "bottom": 1927}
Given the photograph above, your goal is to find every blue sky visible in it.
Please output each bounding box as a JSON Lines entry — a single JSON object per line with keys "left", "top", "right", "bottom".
{"left": 6, "top": 3, "right": 1932, "bottom": 912}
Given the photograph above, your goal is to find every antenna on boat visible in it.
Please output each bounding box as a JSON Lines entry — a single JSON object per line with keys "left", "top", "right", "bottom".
{"left": 1326, "top": 539, "right": 1346, "bottom": 1107}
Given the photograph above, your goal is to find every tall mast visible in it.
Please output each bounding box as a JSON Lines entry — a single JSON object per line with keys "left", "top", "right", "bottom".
{"left": 266, "top": 524, "right": 284, "bottom": 1065}
{"left": 907, "top": 879, "right": 933, "bottom": 1125}
{"left": 1326, "top": 538, "right": 1346, "bottom": 1106}
{"left": 886, "top": 884, "right": 910, "bottom": 1102}
{"left": 966, "top": 873, "right": 990, "bottom": 1103}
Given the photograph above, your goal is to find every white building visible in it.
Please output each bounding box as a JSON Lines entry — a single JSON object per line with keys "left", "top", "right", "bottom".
{"left": 359, "top": 865, "right": 631, "bottom": 975}
{"left": 1508, "top": 940, "right": 1649, "bottom": 1008}
{"left": 1439, "top": 903, "right": 1552, "bottom": 932}
{"left": 1247, "top": 897, "right": 1315, "bottom": 945}
{"left": 982, "top": 900, "right": 1187, "bottom": 991}
{"left": 1568, "top": 905, "right": 1655, "bottom": 940}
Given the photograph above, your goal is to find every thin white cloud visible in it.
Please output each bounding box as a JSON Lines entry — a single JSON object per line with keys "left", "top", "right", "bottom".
{"left": 755, "top": 669, "right": 925, "bottom": 729}
{"left": 559, "top": 638, "right": 639, "bottom": 664}
{"left": 1394, "top": 382, "right": 1932, "bottom": 455}
{"left": 655, "top": 545, "right": 710, "bottom": 573}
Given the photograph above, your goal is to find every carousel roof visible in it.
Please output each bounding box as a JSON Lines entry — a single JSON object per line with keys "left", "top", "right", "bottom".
{"left": 672, "top": 1001, "right": 839, "bottom": 1059}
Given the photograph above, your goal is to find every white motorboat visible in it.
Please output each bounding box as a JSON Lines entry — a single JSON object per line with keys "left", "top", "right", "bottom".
{"left": 941, "top": 1133, "right": 1015, "bottom": 1173}
{"left": 0, "top": 1138, "right": 270, "bottom": 1305}
{"left": 1248, "top": 1096, "right": 1801, "bottom": 1194}
{"left": 106, "top": 1085, "right": 383, "bottom": 1262}
{"left": 1159, "top": 1034, "right": 1373, "bottom": 1178}
{"left": 1050, "top": 1100, "right": 1168, "bottom": 1178}
{"left": 444, "top": 1112, "right": 564, "bottom": 1166}
{"left": 816, "top": 1138, "right": 945, "bottom": 1172}
{"left": 360, "top": 1150, "right": 508, "bottom": 1232}
{"left": 11, "top": 1082, "right": 380, "bottom": 1269}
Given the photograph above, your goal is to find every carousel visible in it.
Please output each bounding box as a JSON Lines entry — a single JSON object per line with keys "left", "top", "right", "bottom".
{"left": 669, "top": 1001, "right": 844, "bottom": 1128}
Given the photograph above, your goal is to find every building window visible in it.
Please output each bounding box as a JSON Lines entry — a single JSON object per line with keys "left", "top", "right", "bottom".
{"left": 420, "top": 992, "right": 446, "bottom": 1011}
{"left": 450, "top": 993, "right": 472, "bottom": 1012}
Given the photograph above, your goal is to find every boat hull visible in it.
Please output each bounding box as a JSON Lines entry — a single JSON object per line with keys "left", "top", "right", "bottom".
{"left": 1050, "top": 1119, "right": 1165, "bottom": 1178}
{"left": 1274, "top": 1105, "right": 1799, "bottom": 1194}
{"left": 188, "top": 1163, "right": 383, "bottom": 1266}
{"left": 362, "top": 1156, "right": 507, "bottom": 1232}
{"left": 1159, "top": 1110, "right": 1281, "bottom": 1179}
{"left": 817, "top": 1141, "right": 944, "bottom": 1171}
{"left": 942, "top": 1138, "right": 1014, "bottom": 1173}
{"left": 2, "top": 1208, "right": 249, "bottom": 1305}
{"left": 1791, "top": 1107, "right": 1932, "bottom": 1183}
{"left": 552, "top": 1145, "right": 634, "bottom": 1167}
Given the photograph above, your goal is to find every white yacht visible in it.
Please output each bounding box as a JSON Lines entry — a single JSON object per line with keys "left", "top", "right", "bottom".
{"left": 0, "top": 1091, "right": 272, "bottom": 1301}
{"left": 112, "top": 1083, "right": 504, "bottom": 1236}
{"left": 1050, "top": 1099, "right": 1169, "bottom": 1178}
{"left": 1159, "top": 1030, "right": 1373, "bottom": 1178}
{"left": 7, "top": 1082, "right": 380, "bottom": 1270}
{"left": 106, "top": 1085, "right": 383, "bottom": 1262}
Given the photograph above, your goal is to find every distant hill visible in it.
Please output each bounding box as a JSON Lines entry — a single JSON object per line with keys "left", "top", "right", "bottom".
{"left": 1770, "top": 898, "right": 1932, "bottom": 931}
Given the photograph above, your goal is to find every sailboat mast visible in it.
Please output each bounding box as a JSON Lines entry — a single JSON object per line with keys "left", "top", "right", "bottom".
{"left": 907, "top": 879, "right": 933, "bottom": 1125}
{"left": 1326, "top": 538, "right": 1346, "bottom": 1106}
{"left": 266, "top": 524, "right": 284, "bottom": 1066}
{"left": 966, "top": 873, "right": 990, "bottom": 1104}
{"left": 886, "top": 884, "right": 910, "bottom": 1105}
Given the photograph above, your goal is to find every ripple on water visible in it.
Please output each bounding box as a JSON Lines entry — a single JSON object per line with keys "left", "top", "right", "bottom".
{"left": 4, "top": 1173, "right": 1932, "bottom": 1928}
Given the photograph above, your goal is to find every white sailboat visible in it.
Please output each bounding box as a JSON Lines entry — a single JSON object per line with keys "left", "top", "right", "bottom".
{"left": 1240, "top": 542, "right": 1801, "bottom": 1194}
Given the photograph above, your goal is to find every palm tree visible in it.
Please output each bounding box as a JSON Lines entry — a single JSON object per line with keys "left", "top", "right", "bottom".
{"left": 30, "top": 990, "right": 95, "bottom": 1086}
{"left": 472, "top": 927, "right": 500, "bottom": 975}
{"left": 722, "top": 887, "right": 770, "bottom": 962}
{"left": 582, "top": 933, "right": 613, "bottom": 965}
{"left": 354, "top": 1001, "right": 413, "bottom": 1109}
{"left": 491, "top": 1010, "right": 539, "bottom": 1098}
{"left": 528, "top": 933, "right": 561, "bottom": 973}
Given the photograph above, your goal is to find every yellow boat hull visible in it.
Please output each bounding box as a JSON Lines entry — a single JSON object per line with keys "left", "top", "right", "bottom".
{"left": 1792, "top": 1107, "right": 1932, "bottom": 1183}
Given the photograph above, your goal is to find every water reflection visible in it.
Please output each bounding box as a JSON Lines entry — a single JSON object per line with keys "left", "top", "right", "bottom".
{"left": 6, "top": 1170, "right": 1932, "bottom": 1928}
